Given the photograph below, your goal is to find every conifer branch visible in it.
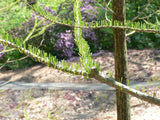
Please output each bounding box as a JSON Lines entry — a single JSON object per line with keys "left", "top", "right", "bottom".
{"left": 0, "top": 38, "right": 160, "bottom": 106}
{"left": 74, "top": 0, "right": 94, "bottom": 74}
{"left": 0, "top": 38, "right": 86, "bottom": 75}
{"left": 90, "top": 68, "right": 160, "bottom": 107}
{"left": 32, "top": 5, "right": 160, "bottom": 34}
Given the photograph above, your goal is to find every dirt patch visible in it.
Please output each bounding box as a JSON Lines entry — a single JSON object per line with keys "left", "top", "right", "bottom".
{"left": 0, "top": 49, "right": 159, "bottom": 84}
{"left": 0, "top": 87, "right": 160, "bottom": 120}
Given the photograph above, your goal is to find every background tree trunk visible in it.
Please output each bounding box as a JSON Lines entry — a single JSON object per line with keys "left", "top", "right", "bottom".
{"left": 113, "top": 0, "right": 131, "bottom": 120}
{"left": 26, "top": 0, "right": 37, "bottom": 8}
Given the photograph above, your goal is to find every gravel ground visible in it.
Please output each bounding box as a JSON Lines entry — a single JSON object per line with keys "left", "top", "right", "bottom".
{"left": 0, "top": 87, "right": 160, "bottom": 120}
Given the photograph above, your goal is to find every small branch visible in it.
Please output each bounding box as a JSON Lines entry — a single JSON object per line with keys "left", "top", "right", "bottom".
{"left": 126, "top": 31, "right": 136, "bottom": 37}
{"left": 104, "top": 0, "right": 112, "bottom": 22}
{"left": 37, "top": 33, "right": 45, "bottom": 48}
{"left": 6, "top": 56, "right": 29, "bottom": 63}
{"left": 0, "top": 77, "right": 14, "bottom": 87}
{"left": 139, "top": 10, "right": 159, "bottom": 20}
{"left": 23, "top": 15, "right": 38, "bottom": 44}
{"left": 0, "top": 48, "right": 15, "bottom": 54}
{"left": 56, "top": 2, "right": 63, "bottom": 15}
{"left": 96, "top": 1, "right": 114, "bottom": 14}
{"left": 0, "top": 58, "right": 9, "bottom": 70}
{"left": 90, "top": 68, "right": 160, "bottom": 107}
{"left": 32, "top": 6, "right": 160, "bottom": 34}
{"left": 107, "top": 0, "right": 112, "bottom": 6}
{"left": 131, "top": 0, "right": 151, "bottom": 22}
{"left": 30, "top": 22, "right": 54, "bottom": 39}
{"left": 104, "top": 0, "right": 114, "bottom": 14}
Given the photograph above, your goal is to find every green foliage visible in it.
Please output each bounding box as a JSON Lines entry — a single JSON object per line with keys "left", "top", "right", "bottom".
{"left": 0, "top": 0, "right": 34, "bottom": 70}
{"left": 98, "top": 28, "right": 113, "bottom": 51}
{"left": 126, "top": 0, "right": 160, "bottom": 49}
{"left": 0, "top": 50, "right": 36, "bottom": 70}
{"left": 0, "top": 0, "right": 31, "bottom": 34}
{"left": 128, "top": 33, "right": 160, "bottom": 49}
{"left": 74, "top": 0, "right": 94, "bottom": 74}
{"left": 38, "top": 0, "right": 65, "bottom": 11}
{"left": 0, "top": 0, "right": 20, "bottom": 13}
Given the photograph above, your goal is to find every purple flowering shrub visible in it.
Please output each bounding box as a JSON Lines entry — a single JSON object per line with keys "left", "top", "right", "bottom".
{"left": 0, "top": 44, "right": 4, "bottom": 60}
{"left": 81, "top": 0, "right": 98, "bottom": 22}
{"left": 9, "top": 0, "right": 107, "bottom": 59}
{"left": 53, "top": 30, "right": 74, "bottom": 58}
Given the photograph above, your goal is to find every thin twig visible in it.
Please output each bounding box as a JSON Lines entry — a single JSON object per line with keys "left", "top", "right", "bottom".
{"left": 131, "top": 0, "right": 152, "bottom": 22}
{"left": 126, "top": 31, "right": 136, "bottom": 37}
{"left": 96, "top": 0, "right": 114, "bottom": 14}
{"left": 127, "top": 0, "right": 152, "bottom": 36}
{"left": 23, "top": 15, "right": 38, "bottom": 43}
{"left": 139, "top": 10, "right": 159, "bottom": 19}
{"left": 6, "top": 55, "right": 29, "bottom": 63}
{"left": 0, "top": 58, "right": 9, "bottom": 70}
{"left": 0, "top": 48, "right": 15, "bottom": 54}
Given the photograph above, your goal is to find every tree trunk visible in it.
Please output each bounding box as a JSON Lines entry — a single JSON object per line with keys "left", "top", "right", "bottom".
{"left": 27, "top": 0, "right": 37, "bottom": 8}
{"left": 113, "top": 0, "right": 131, "bottom": 120}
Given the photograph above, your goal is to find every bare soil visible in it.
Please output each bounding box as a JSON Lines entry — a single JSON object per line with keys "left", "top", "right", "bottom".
{"left": 0, "top": 87, "right": 160, "bottom": 120}
{"left": 0, "top": 49, "right": 160, "bottom": 120}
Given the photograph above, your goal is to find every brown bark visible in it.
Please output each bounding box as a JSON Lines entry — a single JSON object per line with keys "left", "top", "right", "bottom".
{"left": 113, "top": 0, "right": 131, "bottom": 120}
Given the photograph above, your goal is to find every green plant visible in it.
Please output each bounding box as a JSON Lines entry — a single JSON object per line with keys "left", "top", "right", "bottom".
{"left": 0, "top": 0, "right": 35, "bottom": 70}
{"left": 0, "top": 0, "right": 31, "bottom": 34}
